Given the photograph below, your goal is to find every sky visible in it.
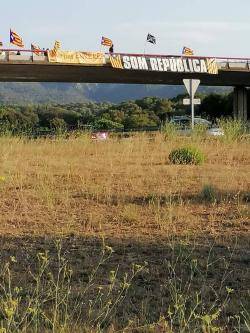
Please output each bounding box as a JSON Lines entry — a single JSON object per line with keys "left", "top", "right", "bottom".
{"left": 1, "top": 0, "right": 250, "bottom": 58}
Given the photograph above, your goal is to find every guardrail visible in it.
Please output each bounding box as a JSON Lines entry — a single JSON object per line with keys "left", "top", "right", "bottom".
{"left": 1, "top": 49, "right": 250, "bottom": 60}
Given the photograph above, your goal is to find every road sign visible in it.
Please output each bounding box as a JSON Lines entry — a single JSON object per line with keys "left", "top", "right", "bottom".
{"left": 183, "top": 98, "right": 201, "bottom": 105}
{"left": 183, "top": 79, "right": 201, "bottom": 129}
{"left": 183, "top": 79, "right": 200, "bottom": 98}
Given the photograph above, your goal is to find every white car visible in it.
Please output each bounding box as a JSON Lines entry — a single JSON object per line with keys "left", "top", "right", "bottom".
{"left": 207, "top": 127, "right": 224, "bottom": 136}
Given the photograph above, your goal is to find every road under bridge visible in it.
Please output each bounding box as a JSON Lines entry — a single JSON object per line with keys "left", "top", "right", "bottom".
{"left": 0, "top": 51, "right": 249, "bottom": 121}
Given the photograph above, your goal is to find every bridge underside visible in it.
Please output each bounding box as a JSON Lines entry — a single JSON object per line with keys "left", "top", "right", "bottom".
{"left": 1, "top": 62, "right": 250, "bottom": 86}
{"left": 0, "top": 62, "right": 250, "bottom": 121}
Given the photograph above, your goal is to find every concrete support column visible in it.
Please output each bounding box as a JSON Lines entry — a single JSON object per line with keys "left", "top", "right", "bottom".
{"left": 233, "top": 86, "right": 248, "bottom": 121}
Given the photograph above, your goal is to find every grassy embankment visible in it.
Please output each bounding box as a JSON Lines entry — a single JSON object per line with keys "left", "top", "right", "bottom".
{"left": 0, "top": 132, "right": 249, "bottom": 332}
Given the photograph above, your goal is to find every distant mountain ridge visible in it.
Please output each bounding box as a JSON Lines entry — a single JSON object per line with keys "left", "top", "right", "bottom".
{"left": 0, "top": 82, "right": 232, "bottom": 104}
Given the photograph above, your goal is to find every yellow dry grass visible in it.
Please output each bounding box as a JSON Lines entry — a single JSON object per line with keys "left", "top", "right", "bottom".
{"left": 0, "top": 134, "right": 249, "bottom": 242}
{"left": 0, "top": 133, "right": 249, "bottom": 332}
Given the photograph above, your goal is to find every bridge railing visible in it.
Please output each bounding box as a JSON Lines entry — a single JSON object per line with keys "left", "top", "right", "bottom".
{"left": 0, "top": 49, "right": 47, "bottom": 62}
{"left": 0, "top": 49, "right": 250, "bottom": 70}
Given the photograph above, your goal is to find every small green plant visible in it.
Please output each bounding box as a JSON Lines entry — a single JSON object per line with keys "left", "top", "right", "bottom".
{"left": 200, "top": 184, "right": 218, "bottom": 203}
{"left": 169, "top": 146, "right": 205, "bottom": 165}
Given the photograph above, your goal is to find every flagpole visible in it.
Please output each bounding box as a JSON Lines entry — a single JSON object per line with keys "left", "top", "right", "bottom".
{"left": 9, "top": 34, "right": 14, "bottom": 59}
{"left": 143, "top": 40, "right": 147, "bottom": 55}
{"left": 100, "top": 37, "right": 103, "bottom": 53}
{"left": 9, "top": 29, "right": 12, "bottom": 58}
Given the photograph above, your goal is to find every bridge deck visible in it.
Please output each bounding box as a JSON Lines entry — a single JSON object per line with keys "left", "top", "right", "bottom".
{"left": 0, "top": 52, "right": 250, "bottom": 86}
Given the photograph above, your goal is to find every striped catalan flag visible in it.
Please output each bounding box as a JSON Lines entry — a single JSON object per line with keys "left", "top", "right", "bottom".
{"left": 50, "top": 40, "right": 61, "bottom": 56}
{"left": 206, "top": 58, "right": 218, "bottom": 75}
{"left": 31, "top": 43, "right": 41, "bottom": 55}
{"left": 101, "top": 36, "right": 113, "bottom": 47}
{"left": 53, "top": 40, "right": 61, "bottom": 50}
{"left": 10, "top": 29, "right": 24, "bottom": 48}
{"left": 182, "top": 46, "right": 194, "bottom": 56}
{"left": 109, "top": 55, "right": 123, "bottom": 69}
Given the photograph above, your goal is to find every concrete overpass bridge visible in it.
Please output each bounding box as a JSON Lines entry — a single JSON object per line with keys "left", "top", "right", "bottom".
{"left": 0, "top": 50, "right": 250, "bottom": 121}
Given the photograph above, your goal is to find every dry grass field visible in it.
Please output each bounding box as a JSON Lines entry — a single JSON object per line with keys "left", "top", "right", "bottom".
{"left": 0, "top": 133, "right": 249, "bottom": 332}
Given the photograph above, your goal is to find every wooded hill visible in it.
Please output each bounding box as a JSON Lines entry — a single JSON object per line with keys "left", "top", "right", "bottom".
{"left": 0, "top": 83, "right": 231, "bottom": 104}
{"left": 0, "top": 93, "right": 233, "bottom": 133}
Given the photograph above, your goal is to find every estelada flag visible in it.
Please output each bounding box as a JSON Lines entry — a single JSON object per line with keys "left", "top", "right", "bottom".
{"left": 49, "top": 40, "right": 61, "bottom": 57}
{"left": 101, "top": 36, "right": 113, "bottom": 47}
{"left": 147, "top": 33, "right": 156, "bottom": 44}
{"left": 53, "top": 40, "right": 61, "bottom": 50}
{"left": 31, "top": 43, "right": 41, "bottom": 55}
{"left": 10, "top": 29, "right": 24, "bottom": 48}
{"left": 182, "top": 46, "right": 194, "bottom": 56}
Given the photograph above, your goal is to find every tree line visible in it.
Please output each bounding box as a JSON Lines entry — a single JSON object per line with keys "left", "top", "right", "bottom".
{"left": 0, "top": 93, "right": 233, "bottom": 133}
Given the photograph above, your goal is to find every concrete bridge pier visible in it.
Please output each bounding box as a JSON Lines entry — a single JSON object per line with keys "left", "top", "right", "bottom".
{"left": 233, "top": 86, "right": 249, "bottom": 121}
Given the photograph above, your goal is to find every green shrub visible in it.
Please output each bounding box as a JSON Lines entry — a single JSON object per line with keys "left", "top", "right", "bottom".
{"left": 169, "top": 147, "right": 205, "bottom": 165}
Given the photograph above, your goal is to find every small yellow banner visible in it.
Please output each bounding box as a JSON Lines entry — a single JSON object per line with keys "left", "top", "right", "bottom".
{"left": 48, "top": 50, "right": 106, "bottom": 66}
{"left": 206, "top": 58, "right": 218, "bottom": 75}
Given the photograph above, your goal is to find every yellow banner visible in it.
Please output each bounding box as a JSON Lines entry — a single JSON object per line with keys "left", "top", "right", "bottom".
{"left": 48, "top": 50, "right": 105, "bottom": 66}
{"left": 206, "top": 58, "right": 218, "bottom": 75}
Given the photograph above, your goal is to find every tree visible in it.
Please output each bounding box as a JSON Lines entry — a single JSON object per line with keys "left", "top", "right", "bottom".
{"left": 0, "top": 105, "right": 38, "bottom": 132}
{"left": 93, "top": 118, "right": 124, "bottom": 130}
{"left": 199, "top": 93, "right": 233, "bottom": 120}
{"left": 119, "top": 101, "right": 142, "bottom": 114}
{"left": 136, "top": 97, "right": 174, "bottom": 121}
{"left": 37, "top": 106, "right": 81, "bottom": 127}
{"left": 123, "top": 112, "right": 158, "bottom": 129}
{"left": 154, "top": 99, "right": 173, "bottom": 122}
{"left": 109, "top": 110, "right": 125, "bottom": 124}
{"left": 50, "top": 118, "right": 67, "bottom": 133}
{"left": 135, "top": 96, "right": 160, "bottom": 110}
